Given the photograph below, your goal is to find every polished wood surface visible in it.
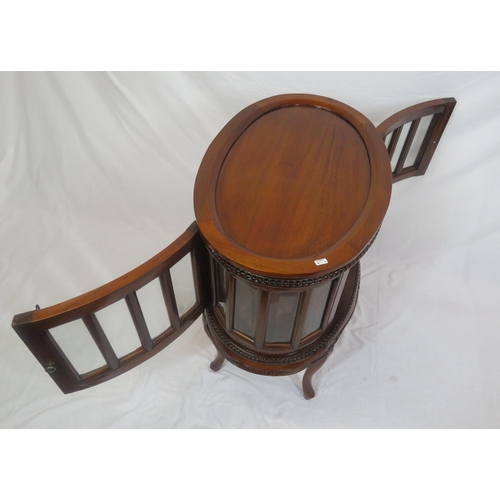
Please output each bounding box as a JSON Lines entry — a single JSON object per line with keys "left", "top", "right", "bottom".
{"left": 194, "top": 94, "right": 392, "bottom": 279}
{"left": 216, "top": 106, "right": 370, "bottom": 259}
{"left": 377, "top": 98, "right": 456, "bottom": 183}
{"left": 11, "top": 94, "right": 457, "bottom": 398}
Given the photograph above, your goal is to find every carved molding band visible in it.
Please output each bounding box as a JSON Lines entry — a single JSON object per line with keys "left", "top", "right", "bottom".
{"left": 205, "top": 263, "right": 361, "bottom": 369}
{"left": 228, "top": 360, "right": 291, "bottom": 377}
{"left": 206, "top": 231, "right": 376, "bottom": 288}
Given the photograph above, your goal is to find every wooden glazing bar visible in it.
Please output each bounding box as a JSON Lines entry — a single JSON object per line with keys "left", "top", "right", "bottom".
{"left": 321, "top": 278, "right": 341, "bottom": 330}
{"left": 190, "top": 248, "right": 203, "bottom": 306}
{"left": 377, "top": 102, "right": 447, "bottom": 139}
{"left": 159, "top": 270, "right": 182, "bottom": 330}
{"left": 82, "top": 313, "right": 120, "bottom": 370}
{"left": 394, "top": 118, "right": 421, "bottom": 175}
{"left": 11, "top": 222, "right": 203, "bottom": 394}
{"left": 64, "top": 308, "right": 202, "bottom": 393}
{"left": 326, "top": 271, "right": 349, "bottom": 325}
{"left": 125, "top": 292, "right": 154, "bottom": 351}
{"left": 392, "top": 166, "right": 418, "bottom": 183}
{"left": 414, "top": 101, "right": 456, "bottom": 176}
{"left": 11, "top": 222, "right": 199, "bottom": 333}
{"left": 254, "top": 289, "right": 270, "bottom": 349}
{"left": 194, "top": 239, "right": 211, "bottom": 310}
{"left": 387, "top": 126, "right": 402, "bottom": 160}
{"left": 225, "top": 274, "right": 236, "bottom": 332}
{"left": 377, "top": 98, "right": 456, "bottom": 182}
{"left": 413, "top": 113, "right": 440, "bottom": 170}
{"left": 291, "top": 289, "right": 312, "bottom": 349}
{"left": 209, "top": 256, "right": 218, "bottom": 308}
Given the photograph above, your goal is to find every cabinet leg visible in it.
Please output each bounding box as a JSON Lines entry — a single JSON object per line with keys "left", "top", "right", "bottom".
{"left": 210, "top": 351, "right": 225, "bottom": 371}
{"left": 302, "top": 355, "right": 329, "bottom": 400}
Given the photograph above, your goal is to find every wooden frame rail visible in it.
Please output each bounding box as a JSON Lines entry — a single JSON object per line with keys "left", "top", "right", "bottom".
{"left": 11, "top": 222, "right": 209, "bottom": 394}
{"left": 377, "top": 98, "right": 456, "bottom": 183}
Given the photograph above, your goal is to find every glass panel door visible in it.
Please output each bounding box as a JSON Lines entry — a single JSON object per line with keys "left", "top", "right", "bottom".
{"left": 265, "top": 292, "right": 300, "bottom": 345}
{"left": 11, "top": 222, "right": 207, "bottom": 394}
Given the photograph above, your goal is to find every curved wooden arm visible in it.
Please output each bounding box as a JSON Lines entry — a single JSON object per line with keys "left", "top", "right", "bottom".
{"left": 12, "top": 222, "right": 210, "bottom": 394}
{"left": 377, "top": 98, "right": 456, "bottom": 183}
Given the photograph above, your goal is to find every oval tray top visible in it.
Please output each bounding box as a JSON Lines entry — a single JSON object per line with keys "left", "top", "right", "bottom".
{"left": 194, "top": 94, "right": 392, "bottom": 279}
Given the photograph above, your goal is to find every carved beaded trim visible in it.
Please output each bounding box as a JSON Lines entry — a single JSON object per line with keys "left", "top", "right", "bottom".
{"left": 228, "top": 360, "right": 291, "bottom": 377}
{"left": 206, "top": 231, "right": 376, "bottom": 288}
{"left": 206, "top": 263, "right": 360, "bottom": 366}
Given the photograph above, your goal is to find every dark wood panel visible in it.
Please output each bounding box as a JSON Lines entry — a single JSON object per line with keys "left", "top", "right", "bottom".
{"left": 254, "top": 290, "right": 270, "bottom": 349}
{"left": 225, "top": 274, "right": 235, "bottom": 332}
{"left": 159, "top": 271, "right": 181, "bottom": 330}
{"left": 215, "top": 106, "right": 371, "bottom": 259}
{"left": 387, "top": 126, "right": 402, "bottom": 160}
{"left": 125, "top": 292, "right": 153, "bottom": 352}
{"left": 195, "top": 94, "right": 392, "bottom": 279}
{"left": 394, "top": 118, "right": 421, "bottom": 175}
{"left": 291, "top": 290, "right": 312, "bottom": 350}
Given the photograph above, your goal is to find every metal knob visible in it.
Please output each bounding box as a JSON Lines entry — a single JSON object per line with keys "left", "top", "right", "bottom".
{"left": 45, "top": 362, "right": 56, "bottom": 374}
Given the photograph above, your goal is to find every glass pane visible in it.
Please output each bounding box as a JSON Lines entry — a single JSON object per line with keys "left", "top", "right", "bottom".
{"left": 390, "top": 122, "right": 410, "bottom": 171}
{"left": 302, "top": 281, "right": 331, "bottom": 338}
{"left": 234, "top": 279, "right": 259, "bottom": 339}
{"left": 265, "top": 292, "right": 299, "bottom": 344}
{"left": 404, "top": 115, "right": 434, "bottom": 168}
{"left": 215, "top": 262, "right": 227, "bottom": 315}
{"left": 135, "top": 278, "right": 171, "bottom": 339}
{"left": 49, "top": 320, "right": 106, "bottom": 375}
{"left": 385, "top": 131, "right": 393, "bottom": 148}
{"left": 170, "top": 253, "right": 197, "bottom": 317}
{"left": 95, "top": 299, "right": 142, "bottom": 358}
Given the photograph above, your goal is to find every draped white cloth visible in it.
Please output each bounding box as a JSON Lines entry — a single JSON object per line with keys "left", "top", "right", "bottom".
{"left": 1, "top": 71, "right": 499, "bottom": 428}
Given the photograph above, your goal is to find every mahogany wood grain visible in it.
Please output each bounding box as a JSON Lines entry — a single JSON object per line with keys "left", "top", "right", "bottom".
{"left": 325, "top": 270, "right": 349, "bottom": 326}
{"left": 210, "top": 351, "right": 225, "bottom": 371}
{"left": 253, "top": 290, "right": 269, "bottom": 348}
{"left": 125, "top": 292, "right": 153, "bottom": 351}
{"left": 302, "top": 355, "right": 329, "bottom": 400}
{"left": 12, "top": 94, "right": 457, "bottom": 399}
{"left": 216, "top": 107, "right": 370, "bottom": 259}
{"left": 322, "top": 273, "right": 347, "bottom": 330}
{"left": 387, "top": 126, "right": 403, "bottom": 160}
{"left": 290, "top": 290, "right": 312, "bottom": 350}
{"left": 225, "top": 274, "right": 236, "bottom": 332}
{"left": 159, "top": 270, "right": 182, "bottom": 330}
{"left": 195, "top": 94, "right": 392, "bottom": 279}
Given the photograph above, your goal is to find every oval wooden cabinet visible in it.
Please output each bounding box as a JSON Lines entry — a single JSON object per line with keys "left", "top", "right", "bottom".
{"left": 195, "top": 94, "right": 392, "bottom": 398}
{"left": 12, "top": 94, "right": 456, "bottom": 398}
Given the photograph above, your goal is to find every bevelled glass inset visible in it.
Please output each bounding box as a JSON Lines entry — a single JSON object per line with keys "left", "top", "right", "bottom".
{"left": 265, "top": 292, "right": 300, "bottom": 344}
{"left": 234, "top": 279, "right": 259, "bottom": 339}
{"left": 49, "top": 320, "right": 106, "bottom": 375}
{"left": 170, "top": 253, "right": 197, "bottom": 317}
{"left": 215, "top": 261, "right": 227, "bottom": 315}
{"left": 302, "top": 281, "right": 331, "bottom": 338}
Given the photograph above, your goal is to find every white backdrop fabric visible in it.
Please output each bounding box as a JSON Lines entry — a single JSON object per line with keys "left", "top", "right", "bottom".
{"left": 1, "top": 71, "right": 499, "bottom": 428}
